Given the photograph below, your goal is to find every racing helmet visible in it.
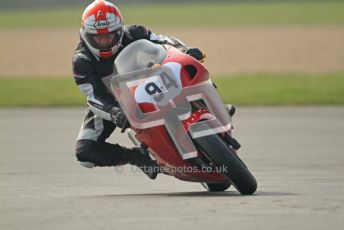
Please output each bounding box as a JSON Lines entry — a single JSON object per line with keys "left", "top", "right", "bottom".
{"left": 80, "top": 0, "right": 124, "bottom": 58}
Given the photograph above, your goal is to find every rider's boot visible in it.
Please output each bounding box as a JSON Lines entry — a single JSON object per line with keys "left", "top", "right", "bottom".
{"left": 127, "top": 147, "right": 159, "bottom": 180}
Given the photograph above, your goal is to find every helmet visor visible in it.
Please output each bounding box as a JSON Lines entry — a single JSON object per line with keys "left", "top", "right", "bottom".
{"left": 86, "top": 28, "right": 123, "bottom": 52}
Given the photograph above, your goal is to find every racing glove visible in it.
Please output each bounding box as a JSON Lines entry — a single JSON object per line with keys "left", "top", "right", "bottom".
{"left": 186, "top": 48, "right": 206, "bottom": 61}
{"left": 110, "top": 107, "right": 131, "bottom": 133}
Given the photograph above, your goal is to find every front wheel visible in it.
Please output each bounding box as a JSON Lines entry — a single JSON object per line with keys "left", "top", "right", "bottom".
{"left": 194, "top": 134, "right": 257, "bottom": 195}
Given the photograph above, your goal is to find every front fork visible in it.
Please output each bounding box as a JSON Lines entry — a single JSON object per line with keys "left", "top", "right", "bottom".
{"left": 190, "top": 100, "right": 242, "bottom": 155}
{"left": 223, "top": 130, "right": 241, "bottom": 155}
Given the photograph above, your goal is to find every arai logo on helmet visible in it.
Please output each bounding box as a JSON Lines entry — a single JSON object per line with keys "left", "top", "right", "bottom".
{"left": 93, "top": 20, "right": 110, "bottom": 29}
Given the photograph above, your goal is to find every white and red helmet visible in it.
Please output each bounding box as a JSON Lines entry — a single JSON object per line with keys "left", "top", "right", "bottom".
{"left": 80, "top": 0, "right": 124, "bottom": 58}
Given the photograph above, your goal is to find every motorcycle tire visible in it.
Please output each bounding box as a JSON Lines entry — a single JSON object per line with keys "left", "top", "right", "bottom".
{"left": 194, "top": 134, "right": 257, "bottom": 195}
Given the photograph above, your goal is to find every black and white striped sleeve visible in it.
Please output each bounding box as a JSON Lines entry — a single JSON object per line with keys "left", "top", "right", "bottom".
{"left": 72, "top": 53, "right": 116, "bottom": 121}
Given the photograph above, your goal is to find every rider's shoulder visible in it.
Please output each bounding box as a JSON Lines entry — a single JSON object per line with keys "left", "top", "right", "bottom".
{"left": 73, "top": 42, "right": 93, "bottom": 65}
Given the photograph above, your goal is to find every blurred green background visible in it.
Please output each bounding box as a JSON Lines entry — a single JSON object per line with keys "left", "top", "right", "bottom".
{"left": 0, "top": 0, "right": 344, "bottom": 106}
{"left": 1, "top": 0, "right": 344, "bottom": 27}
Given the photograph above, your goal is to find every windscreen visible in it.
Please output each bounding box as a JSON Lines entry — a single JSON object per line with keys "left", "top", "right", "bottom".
{"left": 114, "top": 39, "right": 167, "bottom": 75}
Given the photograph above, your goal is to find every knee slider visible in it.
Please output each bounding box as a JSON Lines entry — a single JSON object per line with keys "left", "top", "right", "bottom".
{"left": 76, "top": 150, "right": 96, "bottom": 168}
{"left": 80, "top": 161, "right": 96, "bottom": 168}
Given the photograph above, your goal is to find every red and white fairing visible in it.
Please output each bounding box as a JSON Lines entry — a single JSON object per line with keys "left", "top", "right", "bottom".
{"left": 110, "top": 41, "right": 230, "bottom": 182}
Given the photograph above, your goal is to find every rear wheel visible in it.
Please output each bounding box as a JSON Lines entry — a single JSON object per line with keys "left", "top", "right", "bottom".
{"left": 194, "top": 134, "right": 257, "bottom": 195}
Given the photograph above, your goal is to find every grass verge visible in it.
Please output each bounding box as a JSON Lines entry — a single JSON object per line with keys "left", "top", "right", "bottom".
{"left": 1, "top": 73, "right": 343, "bottom": 107}
{"left": 213, "top": 73, "right": 344, "bottom": 106}
{"left": 0, "top": 78, "right": 85, "bottom": 107}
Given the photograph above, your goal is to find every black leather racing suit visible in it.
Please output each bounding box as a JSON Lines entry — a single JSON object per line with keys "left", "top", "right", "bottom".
{"left": 72, "top": 25, "right": 189, "bottom": 167}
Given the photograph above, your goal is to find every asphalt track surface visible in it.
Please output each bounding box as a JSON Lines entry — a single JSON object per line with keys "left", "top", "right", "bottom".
{"left": 1, "top": 107, "right": 343, "bottom": 230}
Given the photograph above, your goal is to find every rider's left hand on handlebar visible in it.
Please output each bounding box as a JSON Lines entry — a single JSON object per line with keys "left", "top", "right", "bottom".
{"left": 110, "top": 107, "right": 131, "bottom": 133}
{"left": 186, "top": 48, "right": 206, "bottom": 62}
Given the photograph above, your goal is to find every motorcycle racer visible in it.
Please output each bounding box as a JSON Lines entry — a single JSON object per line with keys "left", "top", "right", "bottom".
{"left": 72, "top": 0, "right": 205, "bottom": 179}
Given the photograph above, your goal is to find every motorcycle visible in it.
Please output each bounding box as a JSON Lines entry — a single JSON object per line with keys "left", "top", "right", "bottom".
{"left": 102, "top": 39, "right": 257, "bottom": 195}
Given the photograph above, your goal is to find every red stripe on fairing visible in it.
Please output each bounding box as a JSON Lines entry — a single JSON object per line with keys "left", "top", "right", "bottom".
{"left": 139, "top": 103, "right": 157, "bottom": 113}
{"left": 182, "top": 109, "right": 211, "bottom": 130}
